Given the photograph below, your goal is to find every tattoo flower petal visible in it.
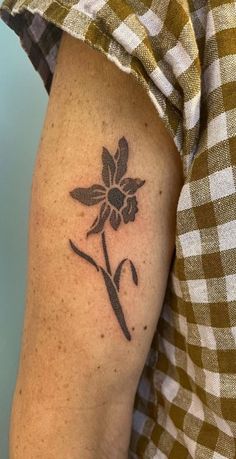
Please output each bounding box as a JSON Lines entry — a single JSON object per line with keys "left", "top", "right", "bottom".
{"left": 120, "top": 178, "right": 145, "bottom": 195}
{"left": 110, "top": 209, "right": 121, "bottom": 230}
{"left": 70, "top": 137, "right": 144, "bottom": 235}
{"left": 114, "top": 137, "right": 129, "bottom": 184}
{"left": 87, "top": 202, "right": 111, "bottom": 237}
{"left": 122, "top": 196, "right": 138, "bottom": 223}
{"left": 70, "top": 184, "right": 106, "bottom": 206}
{"left": 102, "top": 147, "right": 116, "bottom": 187}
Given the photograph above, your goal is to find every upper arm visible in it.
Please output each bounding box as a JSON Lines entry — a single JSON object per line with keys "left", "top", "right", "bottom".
{"left": 30, "top": 30, "right": 182, "bottom": 353}
{"left": 10, "top": 31, "right": 183, "bottom": 457}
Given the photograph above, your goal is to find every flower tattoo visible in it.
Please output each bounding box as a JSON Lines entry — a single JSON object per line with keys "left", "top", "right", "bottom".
{"left": 69, "top": 137, "right": 145, "bottom": 341}
{"left": 70, "top": 137, "right": 145, "bottom": 236}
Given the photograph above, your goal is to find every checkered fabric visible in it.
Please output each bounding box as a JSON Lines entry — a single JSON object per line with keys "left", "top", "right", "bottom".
{"left": 1, "top": 0, "right": 236, "bottom": 457}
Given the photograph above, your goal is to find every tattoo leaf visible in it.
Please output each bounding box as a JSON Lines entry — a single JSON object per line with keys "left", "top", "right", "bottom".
{"left": 130, "top": 260, "right": 138, "bottom": 286}
{"left": 69, "top": 239, "right": 99, "bottom": 271}
{"left": 114, "top": 258, "right": 138, "bottom": 291}
{"left": 100, "top": 267, "right": 131, "bottom": 341}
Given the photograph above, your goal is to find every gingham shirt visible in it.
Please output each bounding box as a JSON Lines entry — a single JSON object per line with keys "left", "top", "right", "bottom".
{"left": 1, "top": 1, "right": 236, "bottom": 458}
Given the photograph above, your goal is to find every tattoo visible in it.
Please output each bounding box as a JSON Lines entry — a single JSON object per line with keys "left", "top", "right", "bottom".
{"left": 69, "top": 137, "right": 145, "bottom": 341}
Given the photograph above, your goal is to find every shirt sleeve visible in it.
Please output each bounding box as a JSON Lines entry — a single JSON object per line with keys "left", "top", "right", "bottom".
{"left": 0, "top": 0, "right": 201, "bottom": 175}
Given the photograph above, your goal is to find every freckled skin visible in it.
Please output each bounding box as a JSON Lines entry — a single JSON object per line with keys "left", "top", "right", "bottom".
{"left": 9, "top": 33, "right": 183, "bottom": 459}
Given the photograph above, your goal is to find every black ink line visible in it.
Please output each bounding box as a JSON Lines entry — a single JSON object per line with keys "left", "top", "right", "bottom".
{"left": 101, "top": 231, "right": 112, "bottom": 276}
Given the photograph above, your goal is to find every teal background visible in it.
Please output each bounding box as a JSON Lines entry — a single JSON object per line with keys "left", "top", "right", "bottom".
{"left": 0, "top": 20, "right": 48, "bottom": 458}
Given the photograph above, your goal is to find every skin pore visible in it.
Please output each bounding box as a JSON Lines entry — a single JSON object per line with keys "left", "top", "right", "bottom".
{"left": 9, "top": 32, "right": 183, "bottom": 459}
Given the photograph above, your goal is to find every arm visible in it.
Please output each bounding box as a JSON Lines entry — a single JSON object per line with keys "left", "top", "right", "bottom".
{"left": 9, "top": 32, "right": 183, "bottom": 459}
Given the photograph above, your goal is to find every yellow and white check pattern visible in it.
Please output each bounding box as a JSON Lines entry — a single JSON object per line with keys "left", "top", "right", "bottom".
{"left": 1, "top": 1, "right": 236, "bottom": 457}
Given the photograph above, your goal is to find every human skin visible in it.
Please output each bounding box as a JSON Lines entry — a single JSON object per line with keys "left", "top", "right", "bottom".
{"left": 9, "top": 32, "right": 183, "bottom": 458}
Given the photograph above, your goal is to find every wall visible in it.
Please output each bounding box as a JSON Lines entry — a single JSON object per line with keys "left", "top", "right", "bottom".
{"left": 0, "top": 19, "right": 47, "bottom": 458}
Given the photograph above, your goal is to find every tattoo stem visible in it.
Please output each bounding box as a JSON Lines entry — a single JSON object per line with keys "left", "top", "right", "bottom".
{"left": 101, "top": 231, "right": 112, "bottom": 276}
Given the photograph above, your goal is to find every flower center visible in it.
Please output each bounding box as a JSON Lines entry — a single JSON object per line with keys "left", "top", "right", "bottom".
{"left": 107, "top": 187, "right": 125, "bottom": 210}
